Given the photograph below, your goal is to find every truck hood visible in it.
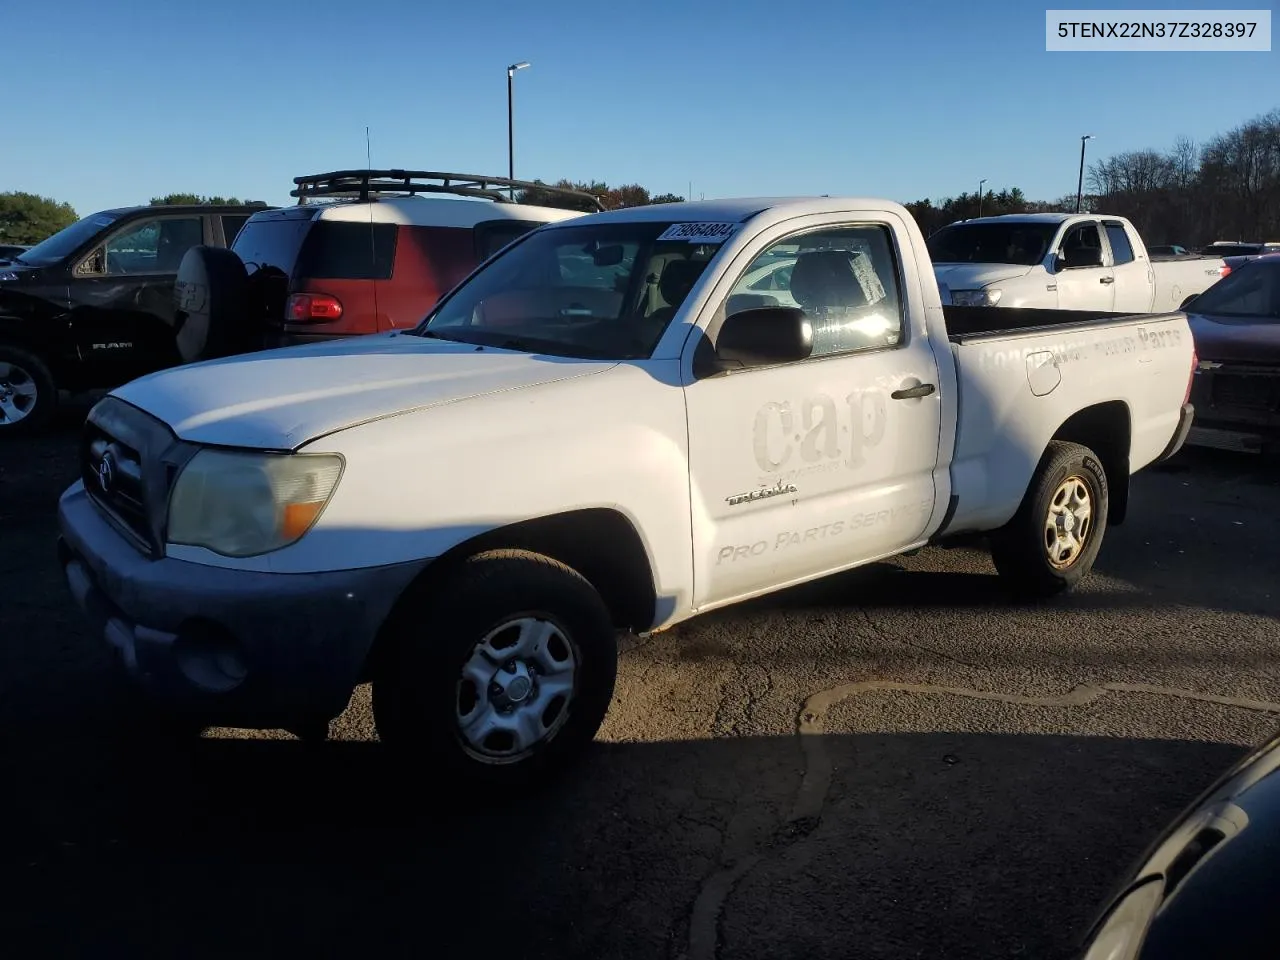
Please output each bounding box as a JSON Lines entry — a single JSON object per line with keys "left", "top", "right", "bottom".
{"left": 0, "top": 261, "right": 47, "bottom": 282}
{"left": 1188, "top": 312, "right": 1280, "bottom": 364}
{"left": 112, "top": 332, "right": 617, "bottom": 449}
{"left": 932, "top": 263, "right": 1035, "bottom": 288}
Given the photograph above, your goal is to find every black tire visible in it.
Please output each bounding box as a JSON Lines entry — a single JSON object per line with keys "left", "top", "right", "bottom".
{"left": 0, "top": 344, "right": 56, "bottom": 437}
{"left": 173, "top": 246, "right": 252, "bottom": 363}
{"left": 990, "top": 440, "right": 1109, "bottom": 599}
{"left": 372, "top": 549, "right": 618, "bottom": 787}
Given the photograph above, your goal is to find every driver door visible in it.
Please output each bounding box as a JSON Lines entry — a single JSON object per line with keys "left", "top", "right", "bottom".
{"left": 684, "top": 218, "right": 943, "bottom": 608}
{"left": 1055, "top": 220, "right": 1115, "bottom": 311}
{"left": 67, "top": 214, "right": 207, "bottom": 384}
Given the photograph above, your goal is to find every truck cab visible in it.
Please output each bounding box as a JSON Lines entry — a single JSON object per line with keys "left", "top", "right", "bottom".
{"left": 0, "top": 203, "right": 272, "bottom": 434}
{"left": 927, "top": 213, "right": 1225, "bottom": 314}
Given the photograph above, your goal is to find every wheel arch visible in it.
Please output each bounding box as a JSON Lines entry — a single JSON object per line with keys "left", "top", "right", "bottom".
{"left": 0, "top": 314, "right": 77, "bottom": 387}
{"left": 1049, "top": 400, "right": 1131, "bottom": 525}
{"left": 361, "top": 507, "right": 659, "bottom": 680}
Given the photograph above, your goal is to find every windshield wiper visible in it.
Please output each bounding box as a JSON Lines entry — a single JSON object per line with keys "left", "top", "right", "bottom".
{"left": 411, "top": 328, "right": 466, "bottom": 342}
{"left": 411, "top": 326, "right": 621, "bottom": 360}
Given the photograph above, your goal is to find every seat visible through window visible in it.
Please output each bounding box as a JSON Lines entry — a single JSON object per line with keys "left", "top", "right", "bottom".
{"left": 155, "top": 219, "right": 204, "bottom": 272}
{"left": 789, "top": 250, "right": 898, "bottom": 354}
{"left": 648, "top": 259, "right": 706, "bottom": 325}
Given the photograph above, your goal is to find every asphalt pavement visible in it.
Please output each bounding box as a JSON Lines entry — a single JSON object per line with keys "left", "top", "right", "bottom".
{"left": 2, "top": 404, "right": 1278, "bottom": 960}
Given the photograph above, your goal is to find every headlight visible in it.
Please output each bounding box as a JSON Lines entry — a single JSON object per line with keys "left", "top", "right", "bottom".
{"left": 0, "top": 270, "right": 19, "bottom": 282}
{"left": 167, "top": 449, "right": 344, "bottom": 557}
{"left": 950, "top": 288, "right": 1003, "bottom": 306}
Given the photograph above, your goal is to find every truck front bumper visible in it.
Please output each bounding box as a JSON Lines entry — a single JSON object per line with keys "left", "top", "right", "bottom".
{"left": 57, "top": 480, "right": 428, "bottom": 729}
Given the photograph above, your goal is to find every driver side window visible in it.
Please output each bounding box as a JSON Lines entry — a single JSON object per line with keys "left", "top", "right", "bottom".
{"left": 722, "top": 225, "right": 904, "bottom": 358}
{"left": 104, "top": 217, "right": 203, "bottom": 276}
{"left": 1059, "top": 222, "right": 1104, "bottom": 267}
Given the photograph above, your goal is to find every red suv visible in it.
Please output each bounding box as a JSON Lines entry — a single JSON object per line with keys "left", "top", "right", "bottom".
{"left": 174, "top": 170, "right": 600, "bottom": 354}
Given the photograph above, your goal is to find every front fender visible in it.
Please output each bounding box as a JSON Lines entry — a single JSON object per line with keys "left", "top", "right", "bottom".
{"left": 0, "top": 285, "right": 75, "bottom": 377}
{"left": 163, "top": 362, "right": 698, "bottom": 617}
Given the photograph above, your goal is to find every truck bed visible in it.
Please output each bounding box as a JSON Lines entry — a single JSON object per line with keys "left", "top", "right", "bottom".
{"left": 943, "top": 304, "right": 1167, "bottom": 342}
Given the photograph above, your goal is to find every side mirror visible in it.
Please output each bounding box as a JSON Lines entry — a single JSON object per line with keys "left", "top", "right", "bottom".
{"left": 715, "top": 306, "right": 813, "bottom": 369}
{"left": 1179, "top": 294, "right": 1199, "bottom": 311}
{"left": 75, "top": 247, "right": 105, "bottom": 276}
{"left": 1060, "top": 247, "right": 1104, "bottom": 269}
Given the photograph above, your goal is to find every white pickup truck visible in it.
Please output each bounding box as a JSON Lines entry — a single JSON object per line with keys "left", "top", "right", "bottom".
{"left": 57, "top": 196, "right": 1198, "bottom": 784}
{"left": 929, "top": 213, "right": 1227, "bottom": 313}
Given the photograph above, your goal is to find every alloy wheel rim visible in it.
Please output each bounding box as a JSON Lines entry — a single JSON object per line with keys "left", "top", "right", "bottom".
{"left": 0, "top": 361, "right": 38, "bottom": 424}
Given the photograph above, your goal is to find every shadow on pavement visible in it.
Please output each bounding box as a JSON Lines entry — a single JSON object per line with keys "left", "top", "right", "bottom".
{"left": 0, "top": 727, "right": 1246, "bottom": 960}
{"left": 0, "top": 389, "right": 1274, "bottom": 959}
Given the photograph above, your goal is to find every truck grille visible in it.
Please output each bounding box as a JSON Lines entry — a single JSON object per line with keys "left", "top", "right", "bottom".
{"left": 1212, "top": 374, "right": 1278, "bottom": 411}
{"left": 82, "top": 425, "right": 152, "bottom": 550}
{"left": 79, "top": 398, "right": 193, "bottom": 557}
{"left": 1191, "top": 362, "right": 1280, "bottom": 437}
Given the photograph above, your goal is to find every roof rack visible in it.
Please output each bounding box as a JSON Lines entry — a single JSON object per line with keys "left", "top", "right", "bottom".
{"left": 290, "top": 169, "right": 605, "bottom": 211}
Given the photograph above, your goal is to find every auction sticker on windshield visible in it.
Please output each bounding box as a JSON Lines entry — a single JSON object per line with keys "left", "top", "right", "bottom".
{"left": 657, "top": 222, "right": 739, "bottom": 243}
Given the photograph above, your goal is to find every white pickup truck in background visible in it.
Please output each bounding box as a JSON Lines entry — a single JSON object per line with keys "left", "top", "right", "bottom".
{"left": 57, "top": 196, "right": 1198, "bottom": 786}
{"left": 929, "top": 213, "right": 1227, "bottom": 313}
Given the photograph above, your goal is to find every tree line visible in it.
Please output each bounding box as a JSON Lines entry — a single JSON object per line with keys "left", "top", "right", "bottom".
{"left": 515, "top": 179, "right": 686, "bottom": 212}
{"left": 4, "top": 110, "right": 1277, "bottom": 246}
{"left": 907, "top": 109, "right": 1280, "bottom": 245}
{"left": 0, "top": 192, "right": 248, "bottom": 245}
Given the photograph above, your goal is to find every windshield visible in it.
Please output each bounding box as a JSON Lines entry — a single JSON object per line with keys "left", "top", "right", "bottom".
{"left": 413, "top": 220, "right": 730, "bottom": 360}
{"left": 17, "top": 212, "right": 119, "bottom": 266}
{"left": 926, "top": 222, "right": 1057, "bottom": 266}
{"left": 1190, "top": 261, "right": 1280, "bottom": 318}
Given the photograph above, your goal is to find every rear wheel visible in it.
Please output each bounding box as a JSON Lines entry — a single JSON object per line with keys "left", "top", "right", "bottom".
{"left": 372, "top": 549, "right": 618, "bottom": 787}
{"left": 990, "top": 441, "right": 1109, "bottom": 599}
{"left": 0, "top": 345, "right": 56, "bottom": 437}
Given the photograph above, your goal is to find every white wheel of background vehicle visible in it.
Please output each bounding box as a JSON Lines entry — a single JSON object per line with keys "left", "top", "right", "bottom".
{"left": 0, "top": 346, "right": 56, "bottom": 437}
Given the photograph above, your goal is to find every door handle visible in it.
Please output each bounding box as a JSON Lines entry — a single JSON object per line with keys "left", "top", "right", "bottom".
{"left": 891, "top": 382, "right": 936, "bottom": 400}
{"left": 1099, "top": 277, "right": 1115, "bottom": 284}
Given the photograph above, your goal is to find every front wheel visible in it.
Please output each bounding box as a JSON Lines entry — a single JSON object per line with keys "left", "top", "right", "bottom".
{"left": 371, "top": 549, "right": 618, "bottom": 787}
{"left": 990, "top": 440, "right": 1110, "bottom": 599}
{"left": 0, "top": 345, "right": 56, "bottom": 437}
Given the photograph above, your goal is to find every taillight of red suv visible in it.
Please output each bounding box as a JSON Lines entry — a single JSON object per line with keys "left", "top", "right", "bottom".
{"left": 285, "top": 293, "right": 343, "bottom": 323}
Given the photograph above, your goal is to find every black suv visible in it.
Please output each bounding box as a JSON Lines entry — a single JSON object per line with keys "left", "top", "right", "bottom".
{"left": 0, "top": 202, "right": 272, "bottom": 435}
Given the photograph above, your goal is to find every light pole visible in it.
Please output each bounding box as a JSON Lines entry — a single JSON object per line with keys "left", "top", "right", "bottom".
{"left": 507, "top": 61, "right": 531, "bottom": 200}
{"left": 978, "top": 178, "right": 987, "bottom": 217}
{"left": 1076, "top": 134, "right": 1094, "bottom": 213}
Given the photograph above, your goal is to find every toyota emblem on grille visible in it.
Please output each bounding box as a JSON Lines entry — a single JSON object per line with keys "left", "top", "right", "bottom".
{"left": 97, "top": 452, "right": 116, "bottom": 493}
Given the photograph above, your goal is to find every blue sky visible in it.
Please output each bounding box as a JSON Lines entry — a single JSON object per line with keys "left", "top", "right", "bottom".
{"left": 3, "top": 0, "right": 1276, "bottom": 217}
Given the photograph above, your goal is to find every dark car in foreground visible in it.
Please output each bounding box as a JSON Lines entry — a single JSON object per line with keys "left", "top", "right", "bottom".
{"left": 1180, "top": 254, "right": 1280, "bottom": 455}
{"left": 0, "top": 202, "right": 270, "bottom": 435}
{"left": 1078, "top": 729, "right": 1280, "bottom": 959}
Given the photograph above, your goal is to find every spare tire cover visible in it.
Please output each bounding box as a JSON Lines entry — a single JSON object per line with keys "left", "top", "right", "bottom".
{"left": 173, "top": 246, "right": 253, "bottom": 363}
